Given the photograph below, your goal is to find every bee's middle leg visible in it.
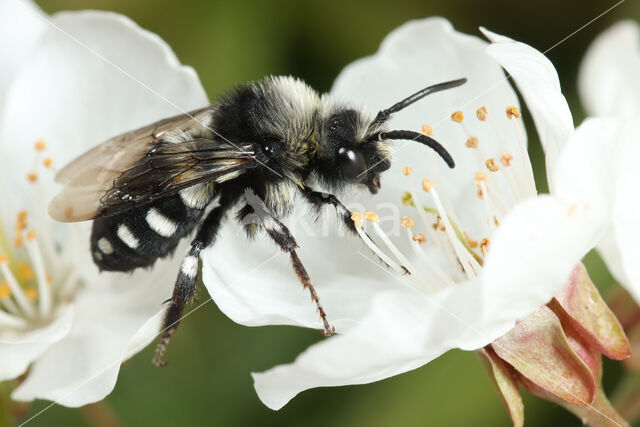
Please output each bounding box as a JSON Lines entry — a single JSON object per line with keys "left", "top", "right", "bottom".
{"left": 238, "top": 192, "right": 335, "bottom": 337}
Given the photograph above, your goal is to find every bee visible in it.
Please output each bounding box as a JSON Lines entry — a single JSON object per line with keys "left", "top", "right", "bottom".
{"left": 49, "top": 76, "right": 466, "bottom": 366}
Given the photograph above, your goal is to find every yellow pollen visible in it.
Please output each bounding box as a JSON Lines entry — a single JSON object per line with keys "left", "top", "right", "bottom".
{"left": 18, "top": 262, "right": 34, "bottom": 281}
{"left": 402, "top": 166, "right": 413, "bottom": 176}
{"left": 476, "top": 188, "right": 484, "bottom": 199}
{"left": 34, "top": 140, "right": 47, "bottom": 151}
{"left": 412, "top": 233, "right": 427, "bottom": 244}
{"left": 26, "top": 230, "right": 37, "bottom": 242}
{"left": 364, "top": 211, "right": 379, "bottom": 223}
{"left": 433, "top": 217, "right": 445, "bottom": 232}
{"left": 43, "top": 157, "right": 53, "bottom": 168}
{"left": 17, "top": 211, "right": 28, "bottom": 222}
{"left": 422, "top": 178, "right": 434, "bottom": 192}
{"left": 400, "top": 216, "right": 415, "bottom": 228}
{"left": 0, "top": 254, "right": 8, "bottom": 264}
{"left": 493, "top": 216, "right": 500, "bottom": 226}
{"left": 465, "top": 136, "right": 479, "bottom": 149}
{"left": 27, "top": 172, "right": 38, "bottom": 183}
{"left": 480, "top": 238, "right": 490, "bottom": 256}
{"left": 0, "top": 281, "right": 10, "bottom": 299}
{"left": 485, "top": 158, "right": 499, "bottom": 172}
{"left": 14, "top": 236, "right": 24, "bottom": 248}
{"left": 474, "top": 172, "right": 488, "bottom": 186}
{"left": 421, "top": 124, "right": 434, "bottom": 136}
{"left": 450, "top": 111, "right": 464, "bottom": 123}
{"left": 506, "top": 106, "right": 521, "bottom": 119}
{"left": 476, "top": 106, "right": 488, "bottom": 121}
{"left": 464, "top": 232, "right": 478, "bottom": 248}
{"left": 25, "top": 287, "right": 38, "bottom": 302}
{"left": 500, "top": 153, "right": 513, "bottom": 167}
{"left": 350, "top": 211, "right": 363, "bottom": 228}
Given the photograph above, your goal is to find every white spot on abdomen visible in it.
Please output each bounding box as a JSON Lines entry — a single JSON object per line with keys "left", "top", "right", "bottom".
{"left": 97, "top": 237, "right": 114, "bottom": 254}
{"left": 117, "top": 224, "right": 139, "bottom": 249}
{"left": 181, "top": 255, "right": 199, "bottom": 279}
{"left": 146, "top": 207, "right": 178, "bottom": 237}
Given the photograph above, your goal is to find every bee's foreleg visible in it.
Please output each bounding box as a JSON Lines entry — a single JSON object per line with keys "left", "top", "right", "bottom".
{"left": 302, "top": 188, "right": 403, "bottom": 273}
{"left": 153, "top": 195, "right": 234, "bottom": 367}
{"left": 240, "top": 190, "right": 335, "bottom": 336}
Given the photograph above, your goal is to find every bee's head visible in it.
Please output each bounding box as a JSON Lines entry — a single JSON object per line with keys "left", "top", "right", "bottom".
{"left": 317, "top": 78, "right": 466, "bottom": 194}
{"left": 318, "top": 108, "right": 390, "bottom": 194}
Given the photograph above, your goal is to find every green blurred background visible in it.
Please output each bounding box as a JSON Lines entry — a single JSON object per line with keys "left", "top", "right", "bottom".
{"left": 10, "top": 0, "right": 640, "bottom": 425}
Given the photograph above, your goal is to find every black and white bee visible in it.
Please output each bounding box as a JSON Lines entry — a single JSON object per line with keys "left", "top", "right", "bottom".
{"left": 49, "top": 76, "right": 466, "bottom": 366}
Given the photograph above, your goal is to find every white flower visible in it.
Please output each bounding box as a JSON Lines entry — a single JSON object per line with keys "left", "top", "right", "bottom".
{"left": 578, "top": 20, "right": 640, "bottom": 304}
{"left": 192, "top": 18, "right": 626, "bottom": 409}
{"left": 0, "top": 1, "right": 207, "bottom": 407}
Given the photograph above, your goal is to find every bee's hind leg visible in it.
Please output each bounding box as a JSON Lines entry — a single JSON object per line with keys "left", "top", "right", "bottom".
{"left": 153, "top": 194, "right": 236, "bottom": 367}
{"left": 240, "top": 189, "right": 335, "bottom": 336}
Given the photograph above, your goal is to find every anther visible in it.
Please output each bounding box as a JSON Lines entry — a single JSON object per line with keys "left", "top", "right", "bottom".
{"left": 26, "top": 231, "right": 37, "bottom": 242}
{"left": 34, "top": 140, "right": 47, "bottom": 151}
{"left": 480, "top": 238, "right": 490, "bottom": 256}
{"left": 422, "top": 178, "right": 434, "bottom": 193}
{"left": 402, "top": 166, "right": 413, "bottom": 176}
{"left": 500, "top": 153, "right": 513, "bottom": 167}
{"left": 401, "top": 216, "right": 415, "bottom": 228}
{"left": 412, "top": 233, "right": 427, "bottom": 244}
{"left": 43, "top": 158, "right": 53, "bottom": 168}
{"left": 433, "top": 217, "right": 445, "bottom": 232}
{"left": 465, "top": 136, "right": 479, "bottom": 149}
{"left": 493, "top": 216, "right": 500, "bottom": 226}
{"left": 401, "top": 192, "right": 414, "bottom": 206}
{"left": 476, "top": 106, "right": 488, "bottom": 121}
{"left": 25, "top": 287, "right": 38, "bottom": 302}
{"left": 450, "top": 111, "right": 464, "bottom": 123}
{"left": 0, "top": 254, "right": 8, "bottom": 265}
{"left": 27, "top": 173, "right": 38, "bottom": 183}
{"left": 506, "top": 106, "right": 521, "bottom": 119}
{"left": 464, "top": 232, "right": 478, "bottom": 248}
{"left": 364, "top": 211, "right": 379, "bottom": 223}
{"left": 350, "top": 212, "right": 364, "bottom": 228}
{"left": 474, "top": 172, "right": 488, "bottom": 186}
{"left": 0, "top": 281, "right": 10, "bottom": 299}
{"left": 485, "top": 158, "right": 499, "bottom": 172}
{"left": 421, "top": 124, "right": 434, "bottom": 136}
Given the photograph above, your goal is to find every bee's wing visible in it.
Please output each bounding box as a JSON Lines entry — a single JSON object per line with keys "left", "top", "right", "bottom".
{"left": 49, "top": 106, "right": 258, "bottom": 221}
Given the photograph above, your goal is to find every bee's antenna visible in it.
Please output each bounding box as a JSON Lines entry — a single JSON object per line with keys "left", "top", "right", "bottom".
{"left": 373, "top": 78, "right": 467, "bottom": 125}
{"left": 378, "top": 130, "right": 455, "bottom": 168}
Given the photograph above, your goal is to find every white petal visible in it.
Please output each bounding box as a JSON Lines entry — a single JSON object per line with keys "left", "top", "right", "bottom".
{"left": 481, "top": 27, "right": 573, "bottom": 169}
{"left": 253, "top": 281, "right": 513, "bottom": 410}
{"left": 0, "top": 0, "right": 46, "bottom": 106}
{"left": 610, "top": 120, "right": 640, "bottom": 302}
{"left": 203, "top": 211, "right": 402, "bottom": 332}
{"left": 1, "top": 10, "right": 207, "bottom": 189}
{"left": 0, "top": 306, "right": 73, "bottom": 381}
{"left": 578, "top": 20, "right": 640, "bottom": 117}
{"left": 11, "top": 246, "right": 181, "bottom": 406}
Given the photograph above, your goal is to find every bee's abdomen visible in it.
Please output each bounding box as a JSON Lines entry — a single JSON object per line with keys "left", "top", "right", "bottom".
{"left": 90, "top": 188, "right": 211, "bottom": 272}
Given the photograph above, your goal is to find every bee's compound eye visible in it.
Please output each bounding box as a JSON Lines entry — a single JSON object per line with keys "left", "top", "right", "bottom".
{"left": 337, "top": 147, "right": 367, "bottom": 182}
